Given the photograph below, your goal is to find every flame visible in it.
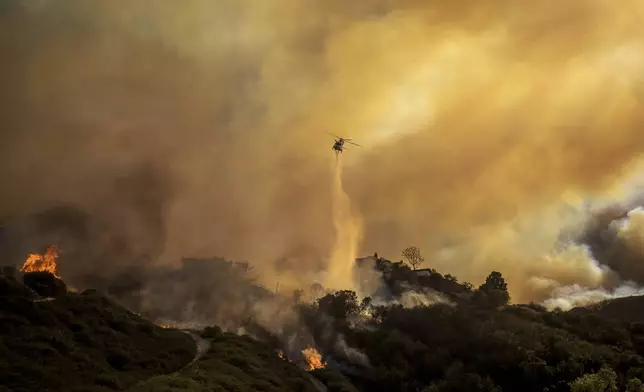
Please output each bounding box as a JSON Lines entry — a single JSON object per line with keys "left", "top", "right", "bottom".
{"left": 20, "top": 245, "right": 60, "bottom": 278}
{"left": 156, "top": 321, "right": 179, "bottom": 329}
{"left": 277, "top": 350, "right": 295, "bottom": 363}
{"left": 302, "top": 347, "right": 327, "bottom": 371}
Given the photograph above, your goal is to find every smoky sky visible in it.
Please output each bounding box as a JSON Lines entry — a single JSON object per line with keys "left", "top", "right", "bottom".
{"left": 2, "top": 0, "right": 644, "bottom": 300}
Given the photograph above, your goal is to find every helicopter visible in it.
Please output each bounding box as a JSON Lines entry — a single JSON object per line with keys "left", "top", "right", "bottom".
{"left": 328, "top": 133, "right": 362, "bottom": 154}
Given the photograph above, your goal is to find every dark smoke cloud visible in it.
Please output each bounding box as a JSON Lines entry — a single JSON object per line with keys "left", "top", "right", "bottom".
{"left": 0, "top": 165, "right": 168, "bottom": 286}
{"left": 581, "top": 204, "right": 644, "bottom": 285}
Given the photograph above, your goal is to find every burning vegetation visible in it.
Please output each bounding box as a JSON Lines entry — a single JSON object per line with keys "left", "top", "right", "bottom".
{"left": 20, "top": 245, "right": 60, "bottom": 278}
{"left": 302, "top": 347, "right": 327, "bottom": 371}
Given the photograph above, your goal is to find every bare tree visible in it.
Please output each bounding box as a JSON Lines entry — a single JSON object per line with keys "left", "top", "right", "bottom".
{"left": 401, "top": 246, "right": 424, "bottom": 270}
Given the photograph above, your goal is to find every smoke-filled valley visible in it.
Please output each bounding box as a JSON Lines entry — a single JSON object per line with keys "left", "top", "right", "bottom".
{"left": 4, "top": 0, "right": 644, "bottom": 391}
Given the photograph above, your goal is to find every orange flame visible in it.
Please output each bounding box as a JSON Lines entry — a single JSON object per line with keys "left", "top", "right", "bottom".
{"left": 277, "top": 350, "right": 295, "bottom": 363}
{"left": 21, "top": 245, "right": 60, "bottom": 278}
{"left": 302, "top": 347, "right": 327, "bottom": 371}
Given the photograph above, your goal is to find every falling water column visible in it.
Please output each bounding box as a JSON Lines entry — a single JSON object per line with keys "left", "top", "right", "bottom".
{"left": 325, "top": 155, "right": 363, "bottom": 291}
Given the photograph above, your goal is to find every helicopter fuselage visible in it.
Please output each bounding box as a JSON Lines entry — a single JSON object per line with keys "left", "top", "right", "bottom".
{"left": 332, "top": 139, "right": 345, "bottom": 153}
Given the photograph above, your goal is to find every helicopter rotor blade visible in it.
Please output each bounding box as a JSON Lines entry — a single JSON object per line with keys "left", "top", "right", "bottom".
{"left": 327, "top": 132, "right": 341, "bottom": 139}
{"left": 346, "top": 140, "right": 363, "bottom": 147}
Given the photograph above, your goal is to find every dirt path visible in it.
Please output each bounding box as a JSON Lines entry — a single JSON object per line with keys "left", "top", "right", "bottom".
{"left": 32, "top": 297, "right": 55, "bottom": 303}
{"left": 181, "top": 330, "right": 211, "bottom": 365}
{"left": 178, "top": 330, "right": 327, "bottom": 392}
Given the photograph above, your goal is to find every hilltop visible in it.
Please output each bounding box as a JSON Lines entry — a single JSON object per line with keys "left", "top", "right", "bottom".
{"left": 572, "top": 294, "right": 644, "bottom": 323}
{"left": 0, "top": 268, "right": 195, "bottom": 392}
{"left": 355, "top": 254, "right": 474, "bottom": 304}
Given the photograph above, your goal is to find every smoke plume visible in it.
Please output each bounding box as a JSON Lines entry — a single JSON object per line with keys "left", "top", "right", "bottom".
{"left": 2, "top": 0, "right": 644, "bottom": 307}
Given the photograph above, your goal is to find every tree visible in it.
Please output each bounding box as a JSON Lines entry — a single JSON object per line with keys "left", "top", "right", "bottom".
{"left": 628, "top": 378, "right": 644, "bottom": 392}
{"left": 202, "top": 325, "right": 223, "bottom": 338}
{"left": 569, "top": 367, "right": 618, "bottom": 392}
{"left": 477, "top": 271, "right": 510, "bottom": 306}
{"left": 402, "top": 246, "right": 425, "bottom": 270}
{"left": 479, "top": 271, "right": 507, "bottom": 292}
{"left": 317, "top": 290, "right": 359, "bottom": 320}
{"left": 360, "top": 296, "right": 373, "bottom": 314}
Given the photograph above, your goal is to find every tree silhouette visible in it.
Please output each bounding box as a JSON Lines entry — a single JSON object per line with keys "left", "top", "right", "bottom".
{"left": 477, "top": 271, "right": 510, "bottom": 306}
{"left": 401, "top": 246, "right": 425, "bottom": 270}
{"left": 479, "top": 271, "right": 508, "bottom": 292}
{"left": 317, "top": 290, "right": 359, "bottom": 320}
{"left": 360, "top": 297, "right": 373, "bottom": 314}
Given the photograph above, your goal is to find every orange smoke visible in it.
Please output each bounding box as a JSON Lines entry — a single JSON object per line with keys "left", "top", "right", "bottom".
{"left": 302, "top": 347, "right": 327, "bottom": 371}
{"left": 20, "top": 245, "right": 60, "bottom": 278}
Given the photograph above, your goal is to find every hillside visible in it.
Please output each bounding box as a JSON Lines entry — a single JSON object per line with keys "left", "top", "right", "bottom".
{"left": 573, "top": 295, "right": 644, "bottom": 323}
{"left": 126, "top": 327, "right": 334, "bottom": 392}
{"left": 0, "top": 267, "right": 345, "bottom": 392}
{"left": 0, "top": 269, "right": 196, "bottom": 392}
{"left": 247, "top": 260, "right": 644, "bottom": 392}
{"left": 6, "top": 256, "right": 644, "bottom": 392}
{"left": 279, "top": 294, "right": 644, "bottom": 392}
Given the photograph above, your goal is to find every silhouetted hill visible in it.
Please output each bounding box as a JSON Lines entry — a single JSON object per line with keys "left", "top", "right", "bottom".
{"left": 7, "top": 256, "right": 644, "bottom": 392}
{"left": 573, "top": 294, "right": 644, "bottom": 323}
{"left": 291, "top": 295, "right": 644, "bottom": 392}
{"left": 0, "top": 267, "right": 347, "bottom": 392}
{"left": 0, "top": 270, "right": 196, "bottom": 392}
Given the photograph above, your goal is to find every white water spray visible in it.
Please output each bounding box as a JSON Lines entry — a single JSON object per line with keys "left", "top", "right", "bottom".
{"left": 325, "top": 155, "right": 363, "bottom": 291}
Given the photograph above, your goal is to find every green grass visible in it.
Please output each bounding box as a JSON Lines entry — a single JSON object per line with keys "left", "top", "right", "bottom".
{"left": 0, "top": 274, "right": 196, "bottom": 392}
